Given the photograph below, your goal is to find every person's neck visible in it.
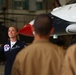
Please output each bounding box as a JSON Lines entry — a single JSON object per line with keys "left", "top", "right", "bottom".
{"left": 10, "top": 37, "right": 17, "bottom": 42}
{"left": 34, "top": 34, "right": 49, "bottom": 42}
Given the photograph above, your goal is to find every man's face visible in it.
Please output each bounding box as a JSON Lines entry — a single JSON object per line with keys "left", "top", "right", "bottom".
{"left": 8, "top": 27, "right": 18, "bottom": 38}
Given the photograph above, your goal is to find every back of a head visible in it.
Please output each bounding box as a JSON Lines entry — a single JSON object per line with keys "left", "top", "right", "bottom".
{"left": 34, "top": 14, "right": 53, "bottom": 36}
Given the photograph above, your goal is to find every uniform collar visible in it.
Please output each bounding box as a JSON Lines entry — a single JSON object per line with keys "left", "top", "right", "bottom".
{"left": 33, "top": 39, "right": 50, "bottom": 44}
{"left": 8, "top": 39, "right": 18, "bottom": 46}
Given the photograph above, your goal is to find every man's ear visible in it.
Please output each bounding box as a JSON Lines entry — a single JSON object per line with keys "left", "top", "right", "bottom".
{"left": 31, "top": 25, "right": 34, "bottom": 31}
{"left": 31, "top": 25, "right": 35, "bottom": 35}
{"left": 50, "top": 27, "right": 54, "bottom": 34}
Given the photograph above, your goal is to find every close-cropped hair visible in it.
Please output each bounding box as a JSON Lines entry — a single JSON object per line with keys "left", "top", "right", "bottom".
{"left": 34, "top": 14, "right": 53, "bottom": 36}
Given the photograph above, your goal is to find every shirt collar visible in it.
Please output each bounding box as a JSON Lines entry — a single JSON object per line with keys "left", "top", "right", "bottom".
{"left": 33, "top": 39, "right": 50, "bottom": 44}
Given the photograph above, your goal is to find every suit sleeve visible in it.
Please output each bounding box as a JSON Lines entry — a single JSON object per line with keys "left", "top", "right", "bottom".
{"left": 0, "top": 44, "right": 5, "bottom": 62}
{"left": 0, "top": 44, "right": 4, "bottom": 52}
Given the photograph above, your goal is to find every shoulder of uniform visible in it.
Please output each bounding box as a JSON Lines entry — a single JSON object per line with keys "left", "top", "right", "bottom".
{"left": 66, "top": 44, "right": 76, "bottom": 55}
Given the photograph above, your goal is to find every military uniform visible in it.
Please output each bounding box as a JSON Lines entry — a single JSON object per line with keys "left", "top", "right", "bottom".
{"left": 0, "top": 40, "right": 25, "bottom": 75}
{"left": 61, "top": 44, "right": 76, "bottom": 75}
{"left": 11, "top": 39, "right": 65, "bottom": 75}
